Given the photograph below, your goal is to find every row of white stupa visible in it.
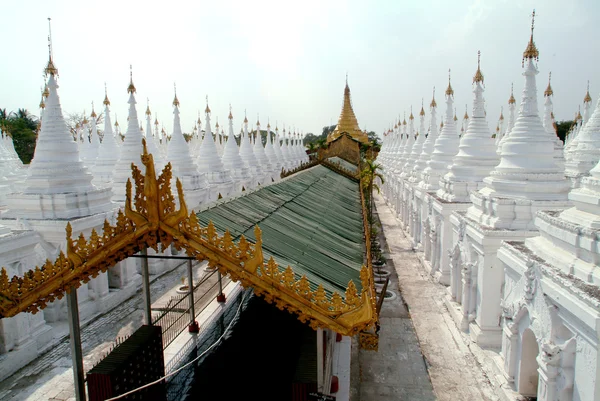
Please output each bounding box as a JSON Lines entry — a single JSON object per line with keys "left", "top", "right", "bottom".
{"left": 378, "top": 19, "right": 599, "bottom": 401}
{"left": 0, "top": 55, "right": 309, "bottom": 382}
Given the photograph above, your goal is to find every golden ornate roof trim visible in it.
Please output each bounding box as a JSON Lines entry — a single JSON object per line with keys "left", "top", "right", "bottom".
{"left": 0, "top": 141, "right": 376, "bottom": 338}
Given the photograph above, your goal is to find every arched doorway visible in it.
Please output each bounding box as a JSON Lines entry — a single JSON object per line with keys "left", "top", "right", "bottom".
{"left": 518, "top": 328, "right": 539, "bottom": 398}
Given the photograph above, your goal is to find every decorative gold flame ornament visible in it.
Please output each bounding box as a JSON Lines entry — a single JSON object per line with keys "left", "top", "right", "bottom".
{"left": 0, "top": 140, "right": 377, "bottom": 340}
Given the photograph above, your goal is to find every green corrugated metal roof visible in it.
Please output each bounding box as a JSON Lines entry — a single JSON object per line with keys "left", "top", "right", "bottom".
{"left": 327, "top": 156, "right": 358, "bottom": 174}
{"left": 196, "top": 165, "right": 364, "bottom": 295}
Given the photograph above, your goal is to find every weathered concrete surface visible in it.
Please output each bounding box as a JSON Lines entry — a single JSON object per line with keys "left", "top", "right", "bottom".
{"left": 375, "top": 194, "right": 498, "bottom": 401}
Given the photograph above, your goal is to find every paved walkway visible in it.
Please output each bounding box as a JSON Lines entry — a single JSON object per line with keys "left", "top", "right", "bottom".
{"left": 374, "top": 194, "right": 498, "bottom": 401}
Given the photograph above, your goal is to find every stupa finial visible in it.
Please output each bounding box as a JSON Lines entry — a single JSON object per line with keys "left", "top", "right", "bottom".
{"left": 584, "top": 80, "right": 592, "bottom": 103}
{"left": 44, "top": 17, "right": 58, "bottom": 76}
{"left": 445, "top": 69, "right": 454, "bottom": 96}
{"left": 544, "top": 72, "right": 553, "bottom": 97}
{"left": 522, "top": 9, "right": 539, "bottom": 66}
{"left": 127, "top": 65, "right": 136, "bottom": 94}
{"left": 205, "top": 95, "right": 210, "bottom": 114}
{"left": 228, "top": 104, "right": 233, "bottom": 120}
{"left": 103, "top": 83, "right": 110, "bottom": 106}
{"left": 90, "top": 101, "right": 97, "bottom": 118}
{"left": 463, "top": 104, "right": 469, "bottom": 120}
{"left": 409, "top": 105, "right": 414, "bottom": 120}
{"left": 173, "top": 83, "right": 180, "bottom": 107}
{"left": 473, "top": 50, "right": 484, "bottom": 84}
{"left": 508, "top": 83, "right": 516, "bottom": 104}
{"left": 430, "top": 87, "right": 437, "bottom": 108}
{"left": 420, "top": 99, "right": 425, "bottom": 116}
{"left": 146, "top": 98, "right": 151, "bottom": 116}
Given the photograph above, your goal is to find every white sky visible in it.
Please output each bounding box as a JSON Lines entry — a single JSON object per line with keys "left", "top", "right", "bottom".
{"left": 2, "top": 0, "right": 599, "bottom": 138}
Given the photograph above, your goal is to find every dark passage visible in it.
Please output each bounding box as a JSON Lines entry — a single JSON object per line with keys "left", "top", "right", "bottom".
{"left": 188, "top": 295, "right": 316, "bottom": 401}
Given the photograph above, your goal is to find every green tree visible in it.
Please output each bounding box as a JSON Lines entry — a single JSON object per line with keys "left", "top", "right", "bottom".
{"left": 555, "top": 120, "right": 574, "bottom": 143}
{"left": 0, "top": 108, "right": 38, "bottom": 163}
{"left": 360, "top": 159, "right": 384, "bottom": 231}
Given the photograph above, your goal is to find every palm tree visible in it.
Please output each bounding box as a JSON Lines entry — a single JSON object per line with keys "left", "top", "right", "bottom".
{"left": 360, "top": 159, "right": 384, "bottom": 229}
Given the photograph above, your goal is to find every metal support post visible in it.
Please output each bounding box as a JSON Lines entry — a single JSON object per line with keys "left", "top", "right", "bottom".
{"left": 216, "top": 271, "right": 226, "bottom": 302}
{"left": 316, "top": 327, "right": 324, "bottom": 393}
{"left": 187, "top": 259, "right": 199, "bottom": 332}
{"left": 67, "top": 288, "right": 86, "bottom": 401}
{"left": 140, "top": 248, "right": 152, "bottom": 325}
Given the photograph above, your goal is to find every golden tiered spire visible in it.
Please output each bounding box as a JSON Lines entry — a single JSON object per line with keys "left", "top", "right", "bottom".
{"left": 584, "top": 81, "right": 592, "bottom": 103}
{"left": 402, "top": 112, "right": 407, "bottom": 125}
{"left": 145, "top": 98, "right": 151, "bottom": 116}
{"left": 454, "top": 108, "right": 458, "bottom": 121}
{"left": 127, "top": 65, "right": 136, "bottom": 94}
{"left": 90, "top": 102, "right": 97, "bottom": 118}
{"left": 42, "top": 84, "right": 50, "bottom": 98}
{"left": 420, "top": 99, "right": 425, "bottom": 116}
{"left": 44, "top": 18, "right": 58, "bottom": 77}
{"left": 522, "top": 10, "right": 539, "bottom": 65}
{"left": 499, "top": 106, "right": 504, "bottom": 120}
{"left": 445, "top": 69, "right": 454, "bottom": 96}
{"left": 103, "top": 83, "right": 110, "bottom": 106}
{"left": 205, "top": 95, "right": 210, "bottom": 114}
{"left": 228, "top": 104, "right": 233, "bottom": 120}
{"left": 473, "top": 51, "right": 484, "bottom": 84}
{"left": 39, "top": 87, "right": 45, "bottom": 109}
{"left": 155, "top": 114, "right": 159, "bottom": 126}
{"left": 463, "top": 104, "right": 469, "bottom": 120}
{"left": 508, "top": 83, "right": 516, "bottom": 104}
{"left": 576, "top": 106, "right": 582, "bottom": 121}
{"left": 82, "top": 111, "right": 89, "bottom": 125}
{"left": 409, "top": 106, "right": 414, "bottom": 120}
{"left": 327, "top": 77, "right": 368, "bottom": 143}
{"left": 243, "top": 109, "right": 248, "bottom": 124}
{"left": 544, "top": 72, "right": 553, "bottom": 97}
{"left": 430, "top": 87, "right": 437, "bottom": 108}
{"left": 173, "top": 83, "right": 180, "bottom": 107}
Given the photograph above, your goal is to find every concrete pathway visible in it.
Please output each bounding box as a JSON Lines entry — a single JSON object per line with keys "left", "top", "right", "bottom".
{"left": 372, "top": 194, "right": 498, "bottom": 401}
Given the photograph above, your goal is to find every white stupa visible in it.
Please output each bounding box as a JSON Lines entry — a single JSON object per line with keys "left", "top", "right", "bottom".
{"left": 3, "top": 55, "right": 113, "bottom": 220}
{"left": 93, "top": 87, "right": 121, "bottom": 187}
{"left": 166, "top": 91, "right": 210, "bottom": 208}
{"left": 111, "top": 68, "right": 146, "bottom": 203}
{"left": 415, "top": 94, "right": 439, "bottom": 186}
{"left": 264, "top": 121, "right": 282, "bottom": 180}
{"left": 143, "top": 101, "right": 163, "bottom": 171}
{"left": 421, "top": 72, "right": 460, "bottom": 191}
{"left": 498, "top": 85, "right": 517, "bottom": 154}
{"left": 194, "top": 98, "right": 234, "bottom": 200}
{"left": 438, "top": 52, "right": 499, "bottom": 202}
{"left": 399, "top": 111, "right": 415, "bottom": 176}
{"left": 221, "top": 107, "right": 253, "bottom": 192}
{"left": 406, "top": 104, "right": 426, "bottom": 182}
{"left": 239, "top": 113, "right": 263, "bottom": 182}
{"left": 252, "top": 118, "right": 275, "bottom": 183}
{"left": 272, "top": 125, "right": 285, "bottom": 175}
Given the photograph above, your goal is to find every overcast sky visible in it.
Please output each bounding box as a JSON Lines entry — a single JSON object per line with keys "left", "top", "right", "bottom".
{"left": 2, "top": 0, "right": 599, "bottom": 138}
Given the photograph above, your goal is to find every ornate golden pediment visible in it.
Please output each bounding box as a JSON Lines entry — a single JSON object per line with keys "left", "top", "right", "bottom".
{"left": 0, "top": 140, "right": 377, "bottom": 339}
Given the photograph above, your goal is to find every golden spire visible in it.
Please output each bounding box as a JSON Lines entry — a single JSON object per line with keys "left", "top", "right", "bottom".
{"left": 522, "top": 9, "right": 539, "bottom": 65}
{"left": 257, "top": 114, "right": 260, "bottom": 127}
{"left": 114, "top": 115, "right": 119, "bottom": 127}
{"left": 328, "top": 77, "right": 368, "bottom": 143}
{"left": 154, "top": 114, "right": 159, "bottom": 126}
{"left": 243, "top": 109, "right": 248, "bottom": 124}
{"left": 454, "top": 108, "right": 458, "bottom": 121}
{"left": 42, "top": 84, "right": 50, "bottom": 98}
{"left": 473, "top": 51, "right": 484, "bottom": 84}
{"left": 420, "top": 99, "right": 425, "bottom": 116}
{"left": 402, "top": 112, "right": 407, "bottom": 125}
{"left": 127, "top": 65, "right": 136, "bottom": 94}
{"left": 90, "top": 102, "right": 97, "bottom": 118}
{"left": 146, "top": 98, "right": 151, "bottom": 116}
{"left": 228, "top": 104, "right": 233, "bottom": 120}
{"left": 430, "top": 87, "right": 437, "bottom": 108}
{"left": 445, "top": 69, "right": 454, "bottom": 96}
{"left": 215, "top": 117, "right": 220, "bottom": 129}
{"left": 409, "top": 106, "right": 414, "bottom": 120}
{"left": 267, "top": 118, "right": 271, "bottom": 130}
{"left": 197, "top": 111, "right": 202, "bottom": 125}
{"left": 508, "top": 83, "right": 516, "bottom": 104}
{"left": 205, "top": 95, "right": 210, "bottom": 114}
{"left": 82, "top": 110, "right": 89, "bottom": 125}
{"left": 576, "top": 105, "right": 582, "bottom": 121}
{"left": 544, "top": 72, "right": 553, "bottom": 97}
{"left": 584, "top": 81, "right": 592, "bottom": 103}
{"left": 463, "top": 104, "right": 469, "bottom": 120}
{"left": 44, "top": 18, "right": 58, "bottom": 77}
{"left": 173, "top": 83, "right": 180, "bottom": 107}
{"left": 103, "top": 83, "right": 110, "bottom": 106}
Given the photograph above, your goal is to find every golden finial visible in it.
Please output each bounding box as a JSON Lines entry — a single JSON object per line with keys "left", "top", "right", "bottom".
{"left": 44, "top": 18, "right": 58, "bottom": 77}
{"left": 445, "top": 69, "right": 454, "bottom": 96}
{"left": 584, "top": 81, "right": 592, "bottom": 103}
{"left": 228, "top": 104, "right": 233, "bottom": 120}
{"left": 576, "top": 105, "right": 582, "bottom": 121}
{"left": 551, "top": 111, "right": 555, "bottom": 119}
{"left": 172, "top": 83, "right": 180, "bottom": 107}
{"left": 42, "top": 84, "right": 50, "bottom": 98}
{"left": 90, "top": 102, "right": 97, "bottom": 118}
{"left": 454, "top": 108, "right": 458, "bottom": 121}
{"left": 39, "top": 94, "right": 45, "bottom": 110}
{"left": 267, "top": 118, "right": 271, "bottom": 130}
{"left": 473, "top": 51, "right": 484, "bottom": 84}
{"left": 463, "top": 104, "right": 469, "bottom": 120}
{"left": 508, "top": 83, "right": 516, "bottom": 104}
{"left": 114, "top": 115, "right": 119, "bottom": 127}
{"left": 409, "top": 106, "right": 414, "bottom": 120}
{"left": 402, "top": 112, "right": 407, "bottom": 125}
{"left": 154, "top": 113, "right": 159, "bottom": 126}
{"left": 145, "top": 98, "right": 151, "bottom": 116}
{"left": 205, "top": 95, "right": 210, "bottom": 114}
{"left": 197, "top": 111, "right": 202, "bottom": 125}
{"left": 420, "top": 99, "right": 425, "bottom": 116}
{"left": 243, "top": 109, "right": 248, "bottom": 124}
{"left": 499, "top": 106, "right": 504, "bottom": 120}
{"left": 496, "top": 123, "right": 500, "bottom": 133}
{"left": 522, "top": 9, "right": 539, "bottom": 66}
{"left": 103, "top": 83, "right": 110, "bottom": 106}
{"left": 430, "top": 87, "right": 437, "bottom": 108}
{"left": 544, "top": 72, "right": 553, "bottom": 97}
{"left": 257, "top": 113, "right": 260, "bottom": 127}
{"left": 127, "top": 65, "right": 136, "bottom": 94}
{"left": 82, "top": 110, "right": 89, "bottom": 125}
{"left": 215, "top": 117, "right": 219, "bottom": 129}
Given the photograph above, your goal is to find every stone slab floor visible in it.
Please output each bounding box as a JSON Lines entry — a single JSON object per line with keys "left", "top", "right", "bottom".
{"left": 364, "top": 194, "right": 498, "bottom": 401}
